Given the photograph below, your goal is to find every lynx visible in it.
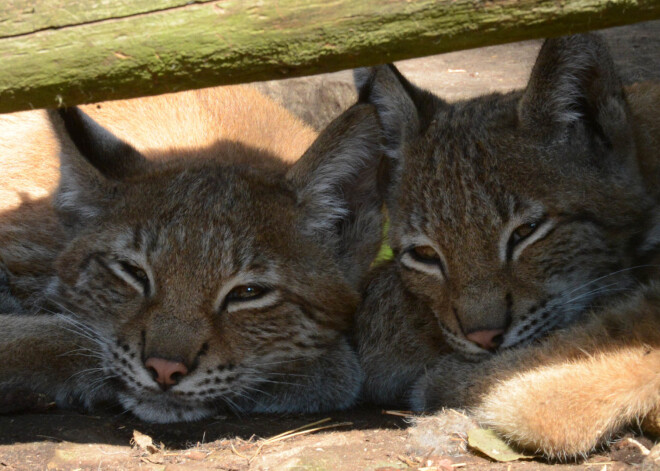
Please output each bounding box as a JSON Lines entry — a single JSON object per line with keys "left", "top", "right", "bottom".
{"left": 354, "top": 34, "right": 660, "bottom": 459}
{"left": 0, "top": 86, "right": 384, "bottom": 423}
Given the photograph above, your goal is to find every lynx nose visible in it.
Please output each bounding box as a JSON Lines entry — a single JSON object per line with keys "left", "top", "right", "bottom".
{"left": 145, "top": 357, "right": 189, "bottom": 390}
{"left": 466, "top": 329, "right": 505, "bottom": 351}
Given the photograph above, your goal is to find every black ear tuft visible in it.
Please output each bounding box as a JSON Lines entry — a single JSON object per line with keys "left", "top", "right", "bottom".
{"left": 57, "top": 107, "right": 146, "bottom": 180}
{"left": 353, "top": 64, "right": 439, "bottom": 162}
{"left": 47, "top": 107, "right": 147, "bottom": 226}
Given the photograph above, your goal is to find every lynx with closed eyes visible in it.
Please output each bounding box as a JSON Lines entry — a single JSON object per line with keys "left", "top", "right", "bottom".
{"left": 355, "top": 34, "right": 660, "bottom": 459}
{"left": 0, "top": 85, "right": 385, "bottom": 423}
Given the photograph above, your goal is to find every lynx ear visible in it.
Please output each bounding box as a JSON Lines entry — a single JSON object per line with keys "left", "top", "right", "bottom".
{"left": 354, "top": 64, "right": 437, "bottom": 161}
{"left": 287, "top": 104, "right": 385, "bottom": 285}
{"left": 519, "top": 34, "right": 633, "bottom": 161}
{"left": 47, "top": 107, "right": 147, "bottom": 225}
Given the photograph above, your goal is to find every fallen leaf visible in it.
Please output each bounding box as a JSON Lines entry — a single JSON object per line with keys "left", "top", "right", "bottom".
{"left": 132, "top": 430, "right": 160, "bottom": 455}
{"left": 467, "top": 428, "right": 534, "bottom": 462}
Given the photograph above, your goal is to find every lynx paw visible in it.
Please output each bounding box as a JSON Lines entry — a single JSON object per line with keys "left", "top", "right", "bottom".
{"left": 0, "top": 388, "right": 54, "bottom": 414}
{"left": 474, "top": 349, "right": 660, "bottom": 460}
{"left": 409, "top": 355, "right": 481, "bottom": 411}
{"left": 473, "top": 368, "right": 603, "bottom": 460}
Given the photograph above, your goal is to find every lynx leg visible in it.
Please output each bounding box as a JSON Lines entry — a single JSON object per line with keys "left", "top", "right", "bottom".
{"left": 248, "top": 336, "right": 363, "bottom": 414}
{"left": 0, "top": 314, "right": 108, "bottom": 410}
{"left": 412, "top": 289, "right": 660, "bottom": 460}
{"left": 476, "top": 347, "right": 660, "bottom": 459}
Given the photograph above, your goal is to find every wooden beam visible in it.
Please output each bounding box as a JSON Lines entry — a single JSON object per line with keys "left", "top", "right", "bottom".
{"left": 1, "top": 0, "right": 659, "bottom": 114}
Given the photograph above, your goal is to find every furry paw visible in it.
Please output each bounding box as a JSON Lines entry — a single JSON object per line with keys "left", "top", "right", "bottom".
{"left": 0, "top": 388, "right": 54, "bottom": 414}
{"left": 409, "top": 355, "right": 482, "bottom": 411}
{"left": 474, "top": 348, "right": 660, "bottom": 460}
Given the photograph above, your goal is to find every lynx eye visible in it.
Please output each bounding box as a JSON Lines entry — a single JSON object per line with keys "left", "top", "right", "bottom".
{"left": 400, "top": 244, "right": 446, "bottom": 279}
{"left": 221, "top": 283, "right": 279, "bottom": 314}
{"left": 503, "top": 216, "right": 555, "bottom": 262}
{"left": 226, "top": 285, "right": 269, "bottom": 302}
{"left": 510, "top": 222, "right": 538, "bottom": 245}
{"left": 119, "top": 261, "right": 148, "bottom": 284}
{"left": 409, "top": 245, "right": 441, "bottom": 264}
{"left": 106, "top": 259, "right": 151, "bottom": 296}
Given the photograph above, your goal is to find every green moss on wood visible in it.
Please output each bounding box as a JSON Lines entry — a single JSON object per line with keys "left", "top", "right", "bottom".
{"left": 1, "top": 0, "right": 659, "bottom": 113}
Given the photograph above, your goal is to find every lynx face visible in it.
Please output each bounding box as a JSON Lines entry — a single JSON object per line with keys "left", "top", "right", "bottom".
{"left": 1, "top": 92, "right": 384, "bottom": 423}
{"left": 53, "top": 162, "right": 351, "bottom": 421}
{"left": 357, "top": 35, "right": 652, "bottom": 358}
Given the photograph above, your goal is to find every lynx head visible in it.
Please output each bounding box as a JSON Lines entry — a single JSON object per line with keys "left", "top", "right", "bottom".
{"left": 357, "top": 34, "right": 653, "bottom": 358}
{"left": 46, "top": 100, "right": 384, "bottom": 422}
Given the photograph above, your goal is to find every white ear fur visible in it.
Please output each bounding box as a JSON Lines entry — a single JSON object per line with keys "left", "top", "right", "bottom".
{"left": 354, "top": 65, "right": 421, "bottom": 160}
{"left": 287, "top": 104, "right": 385, "bottom": 284}
{"left": 289, "top": 105, "right": 382, "bottom": 233}
{"left": 298, "top": 125, "right": 380, "bottom": 234}
{"left": 518, "top": 34, "right": 626, "bottom": 130}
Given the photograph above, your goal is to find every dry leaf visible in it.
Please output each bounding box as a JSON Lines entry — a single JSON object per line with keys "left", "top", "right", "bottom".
{"left": 132, "top": 430, "right": 160, "bottom": 455}
{"left": 467, "top": 429, "right": 534, "bottom": 462}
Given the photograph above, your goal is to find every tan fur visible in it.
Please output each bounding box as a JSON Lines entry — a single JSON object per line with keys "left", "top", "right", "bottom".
{"left": 414, "top": 290, "right": 660, "bottom": 458}
{"left": 0, "top": 85, "right": 384, "bottom": 422}
{"left": 0, "top": 86, "right": 317, "bottom": 304}
{"left": 355, "top": 34, "right": 660, "bottom": 460}
{"left": 0, "top": 86, "right": 316, "bottom": 212}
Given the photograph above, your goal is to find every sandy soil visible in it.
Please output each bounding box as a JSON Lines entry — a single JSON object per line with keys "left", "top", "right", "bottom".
{"left": 1, "top": 405, "right": 658, "bottom": 470}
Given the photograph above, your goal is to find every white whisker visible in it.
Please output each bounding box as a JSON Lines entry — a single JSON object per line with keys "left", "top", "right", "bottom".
{"left": 563, "top": 265, "right": 655, "bottom": 296}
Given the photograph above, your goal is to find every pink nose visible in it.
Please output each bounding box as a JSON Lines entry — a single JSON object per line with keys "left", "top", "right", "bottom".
{"left": 144, "top": 357, "right": 188, "bottom": 389}
{"left": 466, "top": 329, "right": 505, "bottom": 350}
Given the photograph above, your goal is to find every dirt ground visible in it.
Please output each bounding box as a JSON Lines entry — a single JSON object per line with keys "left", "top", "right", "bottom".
{"left": 1, "top": 405, "right": 658, "bottom": 471}
{"left": 1, "top": 19, "right": 659, "bottom": 471}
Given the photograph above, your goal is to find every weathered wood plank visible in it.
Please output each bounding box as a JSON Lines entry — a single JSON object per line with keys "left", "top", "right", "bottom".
{"left": 1, "top": 0, "right": 214, "bottom": 37}
{"left": 1, "top": 0, "right": 659, "bottom": 114}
